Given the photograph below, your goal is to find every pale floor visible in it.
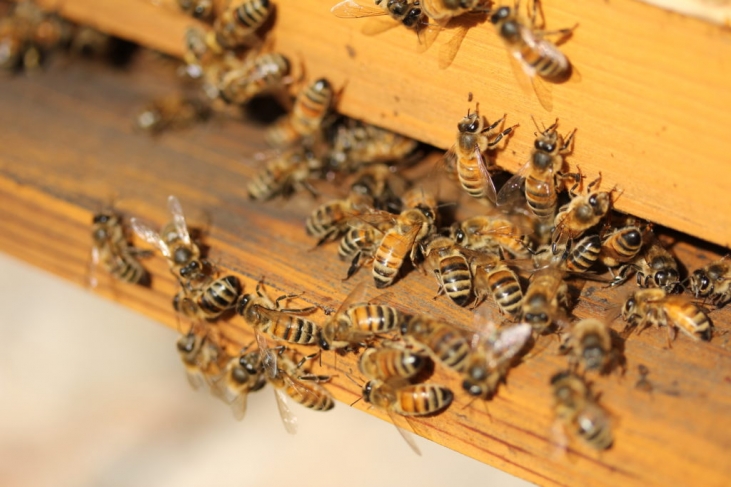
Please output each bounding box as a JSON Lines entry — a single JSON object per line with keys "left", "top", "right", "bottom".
{"left": 0, "top": 253, "right": 533, "bottom": 487}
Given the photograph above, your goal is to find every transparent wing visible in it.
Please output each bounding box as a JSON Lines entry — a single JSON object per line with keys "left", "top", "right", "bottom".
{"left": 362, "top": 17, "right": 399, "bottom": 36}
{"left": 230, "top": 391, "right": 249, "bottom": 421}
{"left": 496, "top": 161, "right": 529, "bottom": 208}
{"left": 471, "top": 305, "right": 498, "bottom": 349}
{"left": 474, "top": 145, "right": 497, "bottom": 204}
{"left": 89, "top": 246, "right": 100, "bottom": 288}
{"left": 167, "top": 195, "right": 191, "bottom": 245}
{"left": 274, "top": 388, "right": 298, "bottom": 434}
{"left": 492, "top": 323, "right": 532, "bottom": 361}
{"left": 255, "top": 332, "right": 278, "bottom": 379}
{"left": 185, "top": 368, "right": 207, "bottom": 391}
{"left": 331, "top": 0, "right": 387, "bottom": 18}
{"left": 438, "top": 24, "right": 467, "bottom": 69}
{"left": 415, "top": 23, "right": 441, "bottom": 54}
{"left": 389, "top": 410, "right": 422, "bottom": 456}
{"left": 130, "top": 217, "right": 170, "bottom": 257}
{"left": 532, "top": 76, "right": 554, "bottom": 112}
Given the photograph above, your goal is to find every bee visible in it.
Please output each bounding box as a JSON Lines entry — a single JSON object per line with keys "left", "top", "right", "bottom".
{"left": 359, "top": 344, "right": 429, "bottom": 382}
{"left": 248, "top": 148, "right": 322, "bottom": 201}
{"left": 621, "top": 288, "right": 712, "bottom": 344}
{"left": 552, "top": 173, "right": 613, "bottom": 251}
{"left": 176, "top": 330, "right": 225, "bottom": 391}
{"left": 422, "top": 234, "right": 473, "bottom": 307}
{"left": 534, "top": 234, "right": 602, "bottom": 275}
{"left": 551, "top": 370, "right": 613, "bottom": 451}
{"left": 462, "top": 320, "right": 532, "bottom": 398}
{"left": 173, "top": 275, "right": 242, "bottom": 321}
{"left": 331, "top": 0, "right": 439, "bottom": 52}
{"left": 215, "top": 347, "right": 268, "bottom": 420}
{"left": 319, "top": 283, "right": 404, "bottom": 351}
{"left": 131, "top": 195, "right": 210, "bottom": 287}
{"left": 177, "top": 0, "right": 217, "bottom": 21}
{"left": 218, "top": 52, "right": 291, "bottom": 105}
{"left": 338, "top": 220, "right": 393, "bottom": 280}
{"left": 558, "top": 318, "right": 616, "bottom": 374}
{"left": 135, "top": 93, "right": 211, "bottom": 134}
{"left": 443, "top": 105, "right": 517, "bottom": 203}
{"left": 363, "top": 379, "right": 453, "bottom": 417}
{"left": 689, "top": 256, "right": 731, "bottom": 307}
{"left": 306, "top": 192, "right": 374, "bottom": 246}
{"left": 599, "top": 223, "right": 644, "bottom": 269}
{"left": 349, "top": 163, "right": 406, "bottom": 213}
{"left": 213, "top": 0, "right": 272, "bottom": 49}
{"left": 520, "top": 267, "right": 569, "bottom": 333}
{"left": 266, "top": 78, "right": 335, "bottom": 148}
{"left": 611, "top": 233, "right": 681, "bottom": 293}
{"left": 236, "top": 281, "right": 322, "bottom": 345}
{"left": 490, "top": 0, "right": 577, "bottom": 111}
{"left": 472, "top": 260, "right": 524, "bottom": 318}
{"left": 451, "top": 214, "right": 532, "bottom": 259}
{"left": 90, "top": 211, "right": 150, "bottom": 287}
{"left": 400, "top": 315, "right": 472, "bottom": 373}
{"left": 497, "top": 118, "right": 576, "bottom": 222}
{"left": 257, "top": 334, "right": 334, "bottom": 434}
{"left": 421, "top": 0, "right": 490, "bottom": 21}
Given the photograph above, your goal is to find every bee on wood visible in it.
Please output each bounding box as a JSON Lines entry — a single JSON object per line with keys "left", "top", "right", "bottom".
{"left": 552, "top": 172, "right": 613, "bottom": 251}
{"left": 248, "top": 148, "right": 323, "bottom": 201}
{"left": 256, "top": 334, "right": 334, "bottom": 434}
{"left": 218, "top": 52, "right": 291, "bottom": 105}
{"left": 177, "top": 0, "right": 217, "bottom": 21}
{"left": 213, "top": 0, "right": 272, "bottom": 49}
{"left": 443, "top": 104, "right": 517, "bottom": 204}
{"left": 90, "top": 211, "right": 150, "bottom": 288}
{"left": 173, "top": 275, "right": 242, "bottom": 321}
{"left": 610, "top": 232, "right": 681, "bottom": 293}
{"left": 176, "top": 330, "right": 225, "bottom": 391}
{"left": 363, "top": 379, "right": 453, "bottom": 417}
{"left": 451, "top": 213, "right": 532, "bottom": 259}
{"left": 490, "top": 0, "right": 577, "bottom": 111}
{"left": 558, "top": 318, "right": 618, "bottom": 374}
{"left": 462, "top": 319, "right": 532, "bottom": 398}
{"left": 349, "top": 163, "right": 407, "bottom": 213}
{"left": 472, "top": 258, "right": 524, "bottom": 319}
{"left": 533, "top": 234, "right": 602, "bottom": 275}
{"left": 131, "top": 195, "right": 211, "bottom": 288}
{"left": 236, "top": 281, "right": 322, "bottom": 346}
{"left": 215, "top": 347, "right": 268, "bottom": 420}
{"left": 497, "top": 118, "right": 576, "bottom": 223}
{"left": 306, "top": 193, "right": 374, "bottom": 246}
{"left": 689, "top": 256, "right": 731, "bottom": 308}
{"left": 551, "top": 370, "right": 613, "bottom": 452}
{"left": 400, "top": 315, "right": 472, "bottom": 373}
{"left": 621, "top": 288, "right": 712, "bottom": 345}
{"left": 135, "top": 93, "right": 211, "bottom": 135}
{"left": 266, "top": 78, "right": 335, "bottom": 148}
{"left": 422, "top": 234, "right": 473, "bottom": 307}
{"left": 599, "top": 223, "right": 644, "bottom": 269}
{"left": 359, "top": 343, "right": 429, "bottom": 382}
{"left": 421, "top": 0, "right": 490, "bottom": 21}
{"left": 520, "top": 267, "right": 569, "bottom": 333}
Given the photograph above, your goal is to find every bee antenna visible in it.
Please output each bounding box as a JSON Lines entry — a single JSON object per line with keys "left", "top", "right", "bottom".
{"left": 350, "top": 396, "right": 363, "bottom": 407}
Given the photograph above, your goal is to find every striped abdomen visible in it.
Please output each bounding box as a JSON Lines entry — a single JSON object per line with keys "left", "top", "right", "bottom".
{"left": 345, "top": 303, "right": 402, "bottom": 333}
{"left": 487, "top": 265, "right": 523, "bottom": 317}
{"left": 516, "top": 35, "right": 569, "bottom": 80}
{"left": 198, "top": 275, "right": 241, "bottom": 318}
{"left": 600, "top": 226, "right": 642, "bottom": 267}
{"left": 256, "top": 308, "right": 321, "bottom": 345}
{"left": 373, "top": 230, "right": 408, "bottom": 288}
{"left": 438, "top": 253, "right": 472, "bottom": 306}
{"left": 290, "top": 78, "right": 333, "bottom": 137}
{"left": 284, "top": 380, "right": 334, "bottom": 411}
{"left": 359, "top": 348, "right": 426, "bottom": 382}
{"left": 457, "top": 152, "right": 489, "bottom": 199}
{"left": 566, "top": 235, "right": 601, "bottom": 273}
{"left": 393, "top": 384, "right": 453, "bottom": 416}
{"left": 305, "top": 200, "right": 348, "bottom": 238}
{"left": 338, "top": 225, "right": 380, "bottom": 261}
{"left": 233, "top": 0, "right": 270, "bottom": 30}
{"left": 525, "top": 171, "right": 557, "bottom": 220}
{"left": 107, "top": 252, "right": 149, "bottom": 285}
{"left": 407, "top": 319, "right": 471, "bottom": 373}
{"left": 663, "top": 297, "right": 712, "bottom": 341}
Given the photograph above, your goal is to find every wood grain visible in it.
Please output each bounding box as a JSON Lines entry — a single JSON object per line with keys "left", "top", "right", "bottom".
{"left": 1, "top": 59, "right": 731, "bottom": 487}
{"left": 31, "top": 0, "right": 731, "bottom": 249}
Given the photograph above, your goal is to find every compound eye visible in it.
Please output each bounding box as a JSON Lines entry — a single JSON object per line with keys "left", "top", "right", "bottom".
{"left": 589, "top": 195, "right": 598, "bottom": 206}
{"left": 174, "top": 246, "right": 193, "bottom": 265}
{"left": 655, "top": 271, "right": 667, "bottom": 285}
{"left": 467, "top": 121, "right": 479, "bottom": 132}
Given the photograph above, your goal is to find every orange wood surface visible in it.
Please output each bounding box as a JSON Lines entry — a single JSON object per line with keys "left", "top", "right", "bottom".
{"left": 1, "top": 58, "right": 730, "bottom": 487}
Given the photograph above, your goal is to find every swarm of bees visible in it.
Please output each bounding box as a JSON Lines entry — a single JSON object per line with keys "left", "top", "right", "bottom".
{"left": 75, "top": 0, "right": 729, "bottom": 463}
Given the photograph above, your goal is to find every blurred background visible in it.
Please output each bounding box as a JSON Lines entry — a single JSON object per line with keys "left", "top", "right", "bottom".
{"left": 0, "top": 253, "right": 532, "bottom": 487}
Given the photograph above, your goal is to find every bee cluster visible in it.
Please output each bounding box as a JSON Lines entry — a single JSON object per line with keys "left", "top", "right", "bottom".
{"left": 81, "top": 0, "right": 729, "bottom": 459}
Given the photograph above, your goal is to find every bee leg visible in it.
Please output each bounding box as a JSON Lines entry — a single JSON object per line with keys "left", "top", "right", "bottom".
{"left": 559, "top": 128, "right": 577, "bottom": 154}
{"left": 537, "top": 24, "right": 579, "bottom": 46}
{"left": 666, "top": 326, "right": 676, "bottom": 349}
{"left": 486, "top": 124, "right": 519, "bottom": 149}
{"left": 482, "top": 113, "right": 507, "bottom": 133}
{"left": 344, "top": 253, "right": 362, "bottom": 281}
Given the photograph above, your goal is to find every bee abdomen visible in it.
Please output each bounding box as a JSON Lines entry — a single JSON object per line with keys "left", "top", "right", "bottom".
{"left": 567, "top": 235, "right": 601, "bottom": 273}
{"left": 440, "top": 257, "right": 472, "bottom": 306}
{"left": 349, "top": 304, "right": 402, "bottom": 333}
{"left": 286, "top": 383, "right": 334, "bottom": 411}
{"left": 234, "top": 0, "right": 270, "bottom": 29}
{"left": 488, "top": 268, "right": 523, "bottom": 316}
{"left": 395, "top": 384, "right": 453, "bottom": 416}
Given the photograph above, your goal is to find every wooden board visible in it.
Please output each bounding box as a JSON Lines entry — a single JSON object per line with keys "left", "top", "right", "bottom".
{"left": 1, "top": 58, "right": 731, "bottom": 487}
{"left": 30, "top": 0, "right": 731, "bottom": 250}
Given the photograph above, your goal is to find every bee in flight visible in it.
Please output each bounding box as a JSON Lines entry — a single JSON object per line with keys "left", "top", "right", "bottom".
{"left": 490, "top": 0, "right": 578, "bottom": 111}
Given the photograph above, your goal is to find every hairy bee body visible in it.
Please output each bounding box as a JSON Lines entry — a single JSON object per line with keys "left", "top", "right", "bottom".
{"left": 521, "top": 267, "right": 568, "bottom": 332}
{"left": 320, "top": 302, "right": 403, "bottom": 351}
{"left": 306, "top": 193, "right": 373, "bottom": 244}
{"left": 622, "top": 288, "right": 712, "bottom": 342}
{"left": 401, "top": 315, "right": 472, "bottom": 373}
{"left": 91, "top": 212, "right": 150, "bottom": 286}
{"left": 248, "top": 149, "right": 321, "bottom": 201}
{"left": 599, "top": 225, "right": 643, "bottom": 268}
{"left": 217, "top": 350, "right": 267, "bottom": 420}
{"left": 218, "top": 52, "right": 290, "bottom": 105}
{"left": 689, "top": 258, "right": 731, "bottom": 307}
{"left": 338, "top": 223, "right": 383, "bottom": 261}
{"left": 474, "top": 263, "right": 524, "bottom": 318}
{"left": 559, "top": 318, "right": 614, "bottom": 373}
{"left": 452, "top": 215, "right": 531, "bottom": 259}
{"left": 176, "top": 332, "right": 225, "bottom": 391}
{"left": 267, "top": 78, "right": 334, "bottom": 147}
{"left": 359, "top": 346, "right": 428, "bottom": 382}
{"left": 214, "top": 0, "right": 271, "bottom": 48}
{"left": 424, "top": 235, "right": 473, "bottom": 307}
{"left": 266, "top": 352, "right": 335, "bottom": 411}
{"left": 363, "top": 380, "right": 453, "bottom": 416}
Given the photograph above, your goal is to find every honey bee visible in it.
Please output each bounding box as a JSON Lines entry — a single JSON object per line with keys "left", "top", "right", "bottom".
{"left": 490, "top": 0, "right": 577, "bottom": 111}
{"left": 256, "top": 333, "right": 334, "bottom": 434}
{"left": 610, "top": 233, "right": 681, "bottom": 293}
{"left": 534, "top": 234, "right": 602, "bottom": 275}
{"left": 451, "top": 214, "right": 532, "bottom": 259}
{"left": 359, "top": 343, "right": 429, "bottom": 382}
{"left": 306, "top": 193, "right": 374, "bottom": 246}
{"left": 173, "top": 275, "right": 242, "bottom": 321}
{"left": 213, "top": 0, "right": 272, "bottom": 49}
{"left": 131, "top": 195, "right": 211, "bottom": 287}
{"left": 462, "top": 319, "right": 532, "bottom": 398}
{"left": 338, "top": 220, "right": 392, "bottom": 280}
{"left": 215, "top": 347, "right": 267, "bottom": 420}
{"left": 371, "top": 205, "right": 436, "bottom": 288}
{"left": 552, "top": 173, "right": 613, "bottom": 251}
{"left": 330, "top": 0, "right": 439, "bottom": 52}
{"left": 218, "top": 52, "right": 291, "bottom": 105}
{"left": 177, "top": 0, "right": 217, "bottom": 21}
{"left": 496, "top": 118, "right": 576, "bottom": 222}
{"left": 400, "top": 315, "right": 472, "bottom": 373}
{"left": 551, "top": 370, "right": 613, "bottom": 452}
{"left": 248, "top": 148, "right": 323, "bottom": 201}
{"left": 621, "top": 288, "right": 712, "bottom": 344}
{"left": 472, "top": 260, "right": 524, "bottom": 318}
{"left": 689, "top": 256, "right": 731, "bottom": 307}
{"left": 363, "top": 379, "right": 453, "bottom": 416}
{"left": 236, "top": 281, "right": 322, "bottom": 345}
{"left": 319, "top": 283, "right": 404, "bottom": 351}
{"left": 422, "top": 234, "right": 473, "bottom": 307}
{"left": 520, "top": 267, "right": 569, "bottom": 333}
{"left": 599, "top": 223, "right": 643, "bottom": 269}
{"left": 176, "top": 330, "right": 225, "bottom": 391}
{"left": 266, "top": 78, "right": 335, "bottom": 148}
{"left": 135, "top": 93, "right": 211, "bottom": 134}
{"left": 558, "top": 318, "right": 616, "bottom": 374}
{"left": 421, "top": 0, "right": 490, "bottom": 21}
{"left": 349, "top": 164, "right": 406, "bottom": 212}
{"left": 90, "top": 211, "right": 150, "bottom": 287}
{"left": 444, "top": 105, "right": 517, "bottom": 204}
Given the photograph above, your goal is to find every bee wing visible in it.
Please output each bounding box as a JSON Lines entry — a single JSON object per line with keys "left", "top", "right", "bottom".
{"left": 388, "top": 410, "right": 422, "bottom": 456}
{"left": 474, "top": 145, "right": 498, "bottom": 204}
{"left": 471, "top": 305, "right": 499, "bottom": 348}
{"left": 167, "top": 195, "right": 191, "bottom": 245}
{"left": 496, "top": 162, "right": 529, "bottom": 208}
{"left": 531, "top": 76, "right": 553, "bottom": 112}
{"left": 184, "top": 368, "right": 207, "bottom": 391}
{"left": 130, "top": 217, "right": 171, "bottom": 258}
{"left": 549, "top": 419, "right": 569, "bottom": 461}
{"left": 493, "top": 323, "right": 532, "bottom": 361}
{"left": 229, "top": 390, "right": 249, "bottom": 421}
{"left": 89, "top": 246, "right": 100, "bottom": 288}
{"left": 358, "top": 209, "right": 398, "bottom": 230}
{"left": 255, "top": 332, "right": 279, "bottom": 379}
{"left": 438, "top": 23, "right": 467, "bottom": 69}
{"left": 505, "top": 45, "right": 535, "bottom": 98}
{"left": 330, "top": 0, "right": 387, "bottom": 18}
{"left": 273, "top": 388, "right": 298, "bottom": 434}
{"left": 362, "top": 17, "right": 399, "bottom": 35}
{"left": 414, "top": 22, "right": 441, "bottom": 54}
